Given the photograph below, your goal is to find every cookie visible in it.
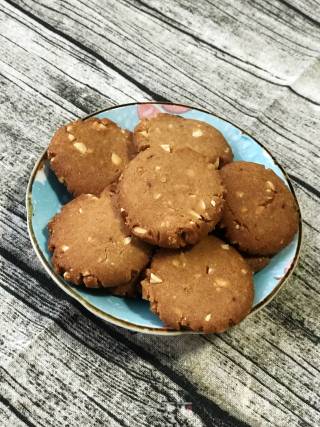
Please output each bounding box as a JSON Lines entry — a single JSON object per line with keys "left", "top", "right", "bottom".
{"left": 244, "top": 255, "right": 270, "bottom": 273}
{"left": 48, "top": 118, "right": 132, "bottom": 196}
{"left": 220, "top": 161, "right": 299, "bottom": 255}
{"left": 48, "top": 190, "right": 151, "bottom": 288}
{"left": 142, "top": 236, "right": 254, "bottom": 333}
{"left": 118, "top": 147, "right": 225, "bottom": 248}
{"left": 108, "top": 281, "right": 137, "bottom": 298}
{"left": 133, "top": 113, "right": 233, "bottom": 166}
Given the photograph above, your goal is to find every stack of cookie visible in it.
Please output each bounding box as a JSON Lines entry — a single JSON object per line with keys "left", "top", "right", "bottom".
{"left": 47, "top": 113, "right": 299, "bottom": 333}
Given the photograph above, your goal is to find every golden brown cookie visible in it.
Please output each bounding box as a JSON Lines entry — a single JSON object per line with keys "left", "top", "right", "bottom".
{"left": 142, "top": 236, "right": 254, "bottom": 333}
{"left": 118, "top": 147, "right": 225, "bottom": 248}
{"left": 48, "top": 190, "right": 151, "bottom": 288}
{"left": 220, "top": 161, "right": 299, "bottom": 255}
{"left": 48, "top": 118, "right": 132, "bottom": 196}
{"left": 133, "top": 113, "right": 233, "bottom": 166}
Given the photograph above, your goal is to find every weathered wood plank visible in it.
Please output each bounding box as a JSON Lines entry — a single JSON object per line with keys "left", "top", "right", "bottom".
{"left": 278, "top": 0, "right": 320, "bottom": 27}
{"left": 0, "top": 7, "right": 150, "bottom": 115}
{"left": 249, "top": 91, "right": 320, "bottom": 195}
{"left": 3, "top": 0, "right": 319, "bottom": 189}
{"left": 128, "top": 0, "right": 320, "bottom": 82}
{"left": 1, "top": 0, "right": 289, "bottom": 114}
{"left": 0, "top": 398, "right": 28, "bottom": 427}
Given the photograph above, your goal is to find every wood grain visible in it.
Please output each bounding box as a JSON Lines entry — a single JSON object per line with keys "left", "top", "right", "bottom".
{"left": 3, "top": 0, "right": 319, "bottom": 188}
{"left": 0, "top": 0, "right": 319, "bottom": 426}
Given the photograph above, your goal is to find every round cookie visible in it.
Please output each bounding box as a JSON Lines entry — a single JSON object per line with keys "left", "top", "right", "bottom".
{"left": 118, "top": 147, "right": 225, "bottom": 248}
{"left": 220, "top": 161, "right": 299, "bottom": 255}
{"left": 141, "top": 236, "right": 254, "bottom": 333}
{"left": 48, "top": 190, "right": 151, "bottom": 288}
{"left": 133, "top": 113, "right": 233, "bottom": 166}
{"left": 244, "top": 255, "right": 270, "bottom": 273}
{"left": 48, "top": 118, "right": 132, "bottom": 196}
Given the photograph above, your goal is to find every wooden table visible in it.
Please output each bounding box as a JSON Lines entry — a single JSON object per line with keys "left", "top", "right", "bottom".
{"left": 0, "top": 1, "right": 319, "bottom": 425}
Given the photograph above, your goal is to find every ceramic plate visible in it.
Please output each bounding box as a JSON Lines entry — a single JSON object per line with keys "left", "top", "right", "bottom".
{"left": 26, "top": 102, "right": 302, "bottom": 335}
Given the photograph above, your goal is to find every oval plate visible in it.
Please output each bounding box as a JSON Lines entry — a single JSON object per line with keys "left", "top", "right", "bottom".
{"left": 26, "top": 102, "right": 302, "bottom": 335}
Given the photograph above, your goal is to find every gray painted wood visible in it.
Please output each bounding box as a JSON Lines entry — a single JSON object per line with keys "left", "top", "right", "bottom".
{"left": 0, "top": 0, "right": 319, "bottom": 426}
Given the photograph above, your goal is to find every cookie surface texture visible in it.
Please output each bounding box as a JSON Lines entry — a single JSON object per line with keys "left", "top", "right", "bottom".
{"left": 118, "top": 147, "right": 225, "bottom": 248}
{"left": 133, "top": 113, "right": 233, "bottom": 166}
{"left": 244, "top": 255, "right": 270, "bottom": 273}
{"left": 220, "top": 161, "right": 299, "bottom": 255}
{"left": 142, "top": 236, "right": 254, "bottom": 333}
{"left": 48, "top": 191, "right": 151, "bottom": 288}
{"left": 107, "top": 281, "right": 138, "bottom": 298}
{"left": 48, "top": 118, "right": 132, "bottom": 196}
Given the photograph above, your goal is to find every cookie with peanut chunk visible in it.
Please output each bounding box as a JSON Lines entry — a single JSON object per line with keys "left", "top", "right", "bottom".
{"left": 48, "top": 190, "right": 151, "bottom": 288}
{"left": 133, "top": 113, "right": 232, "bottom": 166}
{"left": 118, "top": 147, "right": 225, "bottom": 248}
{"left": 220, "top": 161, "right": 299, "bottom": 255}
{"left": 141, "top": 236, "right": 254, "bottom": 333}
{"left": 48, "top": 117, "right": 132, "bottom": 196}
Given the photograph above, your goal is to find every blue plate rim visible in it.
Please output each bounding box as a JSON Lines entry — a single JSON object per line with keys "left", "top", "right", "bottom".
{"left": 26, "top": 101, "right": 303, "bottom": 335}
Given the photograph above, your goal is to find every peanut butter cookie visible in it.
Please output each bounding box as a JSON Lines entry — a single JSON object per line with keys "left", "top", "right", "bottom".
{"left": 118, "top": 147, "right": 225, "bottom": 248}
{"left": 48, "top": 190, "right": 151, "bottom": 288}
{"left": 48, "top": 118, "right": 132, "bottom": 196}
{"left": 133, "top": 113, "right": 232, "bottom": 166}
{"left": 141, "top": 236, "right": 254, "bottom": 333}
{"left": 220, "top": 162, "right": 299, "bottom": 255}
